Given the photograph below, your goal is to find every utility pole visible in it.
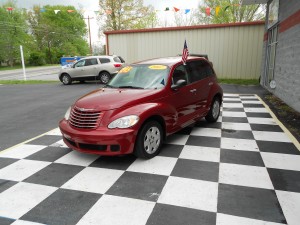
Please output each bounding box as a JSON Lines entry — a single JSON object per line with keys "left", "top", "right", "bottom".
{"left": 84, "top": 15, "right": 94, "bottom": 55}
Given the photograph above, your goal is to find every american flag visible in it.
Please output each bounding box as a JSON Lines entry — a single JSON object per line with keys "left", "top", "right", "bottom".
{"left": 182, "top": 40, "right": 189, "bottom": 65}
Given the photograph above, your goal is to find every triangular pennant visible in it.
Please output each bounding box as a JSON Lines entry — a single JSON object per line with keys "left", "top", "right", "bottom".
{"left": 54, "top": 10, "right": 61, "bottom": 14}
{"left": 67, "top": 9, "right": 75, "bottom": 13}
{"left": 185, "top": 9, "right": 190, "bottom": 14}
{"left": 173, "top": 7, "right": 180, "bottom": 12}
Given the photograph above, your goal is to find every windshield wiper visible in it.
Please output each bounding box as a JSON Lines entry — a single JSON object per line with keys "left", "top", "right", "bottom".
{"left": 117, "top": 86, "right": 144, "bottom": 89}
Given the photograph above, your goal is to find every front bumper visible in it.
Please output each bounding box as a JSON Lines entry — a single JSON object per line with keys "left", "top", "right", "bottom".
{"left": 59, "top": 119, "right": 138, "bottom": 155}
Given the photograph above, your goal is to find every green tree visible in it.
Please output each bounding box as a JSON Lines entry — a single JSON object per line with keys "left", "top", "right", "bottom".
{"left": 0, "top": 1, "right": 32, "bottom": 66}
{"left": 27, "top": 5, "right": 89, "bottom": 64}
{"left": 196, "top": 0, "right": 265, "bottom": 24}
{"left": 98, "top": 0, "right": 158, "bottom": 30}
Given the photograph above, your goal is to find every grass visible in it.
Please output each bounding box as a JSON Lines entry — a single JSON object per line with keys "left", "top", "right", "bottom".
{"left": 218, "top": 78, "right": 259, "bottom": 85}
{"left": 0, "top": 80, "right": 59, "bottom": 85}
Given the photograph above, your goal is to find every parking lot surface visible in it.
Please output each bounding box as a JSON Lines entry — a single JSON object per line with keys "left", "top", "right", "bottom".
{"left": 0, "top": 94, "right": 299, "bottom": 225}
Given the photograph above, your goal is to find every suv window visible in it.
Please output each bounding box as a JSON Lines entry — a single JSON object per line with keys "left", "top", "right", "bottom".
{"left": 187, "top": 60, "right": 213, "bottom": 83}
{"left": 99, "top": 58, "right": 111, "bottom": 64}
{"left": 85, "top": 58, "right": 98, "bottom": 66}
{"left": 113, "top": 57, "right": 121, "bottom": 63}
{"left": 74, "top": 59, "right": 85, "bottom": 67}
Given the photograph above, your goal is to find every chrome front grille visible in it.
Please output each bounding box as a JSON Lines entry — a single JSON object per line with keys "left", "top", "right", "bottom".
{"left": 69, "top": 106, "right": 101, "bottom": 129}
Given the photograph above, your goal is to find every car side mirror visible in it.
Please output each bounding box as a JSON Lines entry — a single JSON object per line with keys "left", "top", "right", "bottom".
{"left": 171, "top": 79, "right": 187, "bottom": 89}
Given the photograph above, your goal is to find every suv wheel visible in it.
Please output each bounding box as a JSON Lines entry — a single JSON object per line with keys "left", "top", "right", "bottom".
{"left": 205, "top": 97, "right": 221, "bottom": 122}
{"left": 134, "top": 121, "right": 163, "bottom": 159}
{"left": 99, "top": 72, "right": 110, "bottom": 84}
{"left": 61, "top": 74, "right": 72, "bottom": 85}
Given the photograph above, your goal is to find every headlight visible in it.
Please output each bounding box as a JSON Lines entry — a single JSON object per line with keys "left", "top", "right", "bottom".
{"left": 108, "top": 115, "right": 139, "bottom": 129}
{"left": 64, "top": 107, "right": 71, "bottom": 120}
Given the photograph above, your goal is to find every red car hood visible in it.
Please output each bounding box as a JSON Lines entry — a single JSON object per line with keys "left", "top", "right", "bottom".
{"left": 74, "top": 88, "right": 163, "bottom": 111}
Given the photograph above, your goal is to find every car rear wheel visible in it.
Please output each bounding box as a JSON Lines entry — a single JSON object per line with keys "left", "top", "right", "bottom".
{"left": 205, "top": 97, "right": 221, "bottom": 122}
{"left": 134, "top": 121, "right": 163, "bottom": 159}
{"left": 99, "top": 72, "right": 110, "bottom": 84}
{"left": 61, "top": 74, "right": 72, "bottom": 85}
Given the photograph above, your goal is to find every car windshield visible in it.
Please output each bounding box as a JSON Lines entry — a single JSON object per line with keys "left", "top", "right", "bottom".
{"left": 108, "top": 64, "right": 170, "bottom": 89}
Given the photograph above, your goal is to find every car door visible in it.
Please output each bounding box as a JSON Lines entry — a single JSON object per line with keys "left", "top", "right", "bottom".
{"left": 85, "top": 58, "right": 99, "bottom": 77}
{"left": 186, "top": 60, "right": 214, "bottom": 117}
{"left": 168, "top": 65, "right": 198, "bottom": 127}
{"left": 72, "top": 59, "right": 89, "bottom": 78}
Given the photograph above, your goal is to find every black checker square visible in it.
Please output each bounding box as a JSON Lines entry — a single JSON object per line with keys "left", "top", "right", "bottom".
{"left": 171, "top": 158, "right": 219, "bottom": 182}
{"left": 0, "top": 157, "right": 18, "bottom": 170}
{"left": 221, "top": 129, "right": 254, "bottom": 139}
{"left": 186, "top": 135, "right": 221, "bottom": 148}
{"left": 195, "top": 120, "right": 222, "bottom": 129}
{"left": 27, "top": 135, "right": 63, "bottom": 146}
{"left": 89, "top": 155, "right": 136, "bottom": 170}
{"left": 218, "top": 183, "right": 286, "bottom": 224}
{"left": 0, "top": 179, "right": 18, "bottom": 194}
{"left": 257, "top": 140, "right": 300, "bottom": 155}
{"left": 106, "top": 171, "right": 168, "bottom": 202}
{"left": 21, "top": 189, "right": 101, "bottom": 225}
{"left": 159, "top": 144, "right": 184, "bottom": 158}
{"left": 222, "top": 107, "right": 245, "bottom": 112}
{"left": 268, "top": 168, "right": 300, "bottom": 193}
{"left": 24, "top": 163, "right": 84, "bottom": 187}
{"left": 250, "top": 124, "right": 283, "bottom": 132}
{"left": 243, "top": 103, "right": 264, "bottom": 108}
{"left": 25, "top": 146, "right": 71, "bottom": 162}
{"left": 146, "top": 203, "right": 216, "bottom": 225}
{"left": 220, "top": 149, "right": 265, "bottom": 167}
{"left": 0, "top": 217, "right": 15, "bottom": 225}
{"left": 246, "top": 112, "right": 272, "bottom": 118}
{"left": 221, "top": 116, "right": 248, "bottom": 123}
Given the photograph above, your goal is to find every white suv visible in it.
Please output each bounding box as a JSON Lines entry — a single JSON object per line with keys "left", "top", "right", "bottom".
{"left": 58, "top": 55, "right": 125, "bottom": 85}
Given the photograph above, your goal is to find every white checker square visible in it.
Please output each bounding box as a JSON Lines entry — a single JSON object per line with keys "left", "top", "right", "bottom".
{"left": 224, "top": 94, "right": 239, "bottom": 97}
{"left": 239, "top": 96, "right": 257, "bottom": 99}
{"left": 190, "top": 127, "right": 221, "bottom": 137}
{"left": 127, "top": 156, "right": 177, "bottom": 176}
{"left": 179, "top": 145, "right": 220, "bottom": 163}
{"left": 276, "top": 190, "right": 300, "bottom": 225}
{"left": 244, "top": 108, "right": 269, "bottom": 113}
{"left": 76, "top": 195, "right": 155, "bottom": 225}
{"left": 248, "top": 117, "right": 277, "bottom": 125}
{"left": 50, "top": 139, "right": 68, "bottom": 148}
{"left": 219, "top": 163, "right": 274, "bottom": 189}
{"left": 241, "top": 100, "right": 262, "bottom": 104}
{"left": 221, "top": 138, "right": 259, "bottom": 152}
{"left": 165, "top": 134, "right": 189, "bottom": 145}
{"left": 261, "top": 152, "right": 300, "bottom": 171}
{"left": 222, "top": 111, "right": 247, "bottom": 117}
{"left": 62, "top": 167, "right": 124, "bottom": 194}
{"left": 46, "top": 128, "right": 62, "bottom": 136}
{"left": 0, "top": 144, "right": 47, "bottom": 159}
{"left": 222, "top": 103, "right": 244, "bottom": 108}
{"left": 253, "top": 131, "right": 291, "bottom": 143}
{"left": 223, "top": 98, "right": 240, "bottom": 102}
{"left": 0, "top": 182, "right": 57, "bottom": 219}
{"left": 55, "top": 150, "right": 99, "bottom": 166}
{"left": 0, "top": 159, "right": 51, "bottom": 181}
{"left": 217, "top": 213, "right": 284, "bottom": 225}
{"left": 158, "top": 176, "right": 218, "bottom": 212}
{"left": 222, "top": 122, "right": 251, "bottom": 131}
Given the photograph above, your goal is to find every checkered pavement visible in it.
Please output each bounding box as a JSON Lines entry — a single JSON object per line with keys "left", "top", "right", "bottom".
{"left": 0, "top": 94, "right": 299, "bottom": 225}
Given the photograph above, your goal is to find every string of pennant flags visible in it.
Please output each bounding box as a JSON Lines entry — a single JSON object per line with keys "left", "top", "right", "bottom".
{"left": 4, "top": 4, "right": 240, "bottom": 16}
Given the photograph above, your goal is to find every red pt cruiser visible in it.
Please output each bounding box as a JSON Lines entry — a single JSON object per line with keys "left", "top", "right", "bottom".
{"left": 59, "top": 56, "right": 223, "bottom": 159}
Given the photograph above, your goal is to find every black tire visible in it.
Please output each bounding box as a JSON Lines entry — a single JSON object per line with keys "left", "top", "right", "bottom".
{"left": 99, "top": 72, "right": 111, "bottom": 84}
{"left": 134, "top": 121, "right": 163, "bottom": 159}
{"left": 205, "top": 97, "right": 221, "bottom": 123}
{"left": 61, "top": 74, "right": 72, "bottom": 85}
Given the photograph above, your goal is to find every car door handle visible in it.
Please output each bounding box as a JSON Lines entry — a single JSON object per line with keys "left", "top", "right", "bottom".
{"left": 190, "top": 89, "right": 197, "bottom": 93}
{"left": 209, "top": 82, "right": 213, "bottom": 86}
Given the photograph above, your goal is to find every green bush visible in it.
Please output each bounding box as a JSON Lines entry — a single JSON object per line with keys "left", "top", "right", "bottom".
{"left": 28, "top": 52, "right": 46, "bottom": 66}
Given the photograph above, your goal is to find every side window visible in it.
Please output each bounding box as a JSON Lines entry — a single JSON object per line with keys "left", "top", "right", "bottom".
{"left": 172, "top": 65, "right": 188, "bottom": 85}
{"left": 74, "top": 60, "right": 85, "bottom": 67}
{"left": 187, "top": 60, "right": 210, "bottom": 83}
{"left": 84, "top": 59, "right": 93, "bottom": 66}
{"left": 99, "top": 58, "right": 111, "bottom": 64}
{"left": 113, "top": 57, "right": 121, "bottom": 63}
{"left": 90, "top": 58, "right": 98, "bottom": 65}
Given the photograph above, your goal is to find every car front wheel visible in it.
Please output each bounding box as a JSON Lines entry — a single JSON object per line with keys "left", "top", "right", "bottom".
{"left": 134, "top": 121, "right": 163, "bottom": 159}
{"left": 61, "top": 74, "right": 72, "bottom": 85}
{"left": 99, "top": 72, "right": 111, "bottom": 84}
{"left": 205, "top": 97, "right": 221, "bottom": 122}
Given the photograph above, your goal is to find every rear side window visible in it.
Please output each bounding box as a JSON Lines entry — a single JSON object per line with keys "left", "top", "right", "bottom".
{"left": 85, "top": 58, "right": 98, "bottom": 66}
{"left": 99, "top": 58, "right": 110, "bottom": 64}
{"left": 187, "top": 60, "right": 214, "bottom": 83}
{"left": 113, "top": 57, "right": 121, "bottom": 63}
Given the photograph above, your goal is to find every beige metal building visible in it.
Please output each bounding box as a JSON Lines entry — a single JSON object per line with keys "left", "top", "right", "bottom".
{"left": 104, "top": 21, "right": 265, "bottom": 79}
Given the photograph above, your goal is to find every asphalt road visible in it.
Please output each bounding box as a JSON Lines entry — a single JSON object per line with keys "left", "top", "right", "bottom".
{"left": 0, "top": 66, "right": 60, "bottom": 80}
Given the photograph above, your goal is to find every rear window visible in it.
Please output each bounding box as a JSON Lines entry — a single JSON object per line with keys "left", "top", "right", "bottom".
{"left": 113, "top": 57, "right": 121, "bottom": 63}
{"left": 99, "top": 58, "right": 110, "bottom": 64}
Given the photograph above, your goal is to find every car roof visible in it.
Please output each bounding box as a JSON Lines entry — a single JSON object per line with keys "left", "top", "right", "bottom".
{"left": 81, "top": 55, "right": 118, "bottom": 59}
{"left": 133, "top": 56, "right": 208, "bottom": 67}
